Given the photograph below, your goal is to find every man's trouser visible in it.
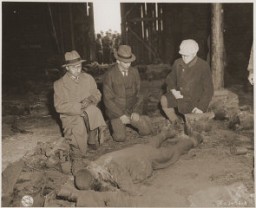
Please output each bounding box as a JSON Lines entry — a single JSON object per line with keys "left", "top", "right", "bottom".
{"left": 110, "top": 116, "right": 152, "bottom": 142}
{"left": 62, "top": 116, "right": 96, "bottom": 156}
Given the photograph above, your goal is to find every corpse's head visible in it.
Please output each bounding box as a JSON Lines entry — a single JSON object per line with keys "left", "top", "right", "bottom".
{"left": 74, "top": 164, "right": 118, "bottom": 192}
{"left": 74, "top": 168, "right": 99, "bottom": 191}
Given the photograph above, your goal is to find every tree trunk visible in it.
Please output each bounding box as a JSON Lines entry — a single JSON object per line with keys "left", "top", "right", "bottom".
{"left": 211, "top": 3, "right": 224, "bottom": 90}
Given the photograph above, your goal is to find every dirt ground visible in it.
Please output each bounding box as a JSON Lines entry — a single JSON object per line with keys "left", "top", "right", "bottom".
{"left": 1, "top": 67, "right": 255, "bottom": 207}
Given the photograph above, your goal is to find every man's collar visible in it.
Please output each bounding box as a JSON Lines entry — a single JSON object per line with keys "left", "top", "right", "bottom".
{"left": 182, "top": 56, "right": 198, "bottom": 67}
{"left": 67, "top": 73, "right": 79, "bottom": 81}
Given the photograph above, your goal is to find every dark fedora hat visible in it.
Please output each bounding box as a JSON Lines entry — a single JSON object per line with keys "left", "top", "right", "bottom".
{"left": 114, "top": 45, "right": 136, "bottom": 63}
{"left": 62, "top": 50, "right": 86, "bottom": 67}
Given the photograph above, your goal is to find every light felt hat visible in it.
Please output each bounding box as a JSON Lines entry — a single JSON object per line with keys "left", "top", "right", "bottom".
{"left": 114, "top": 45, "right": 136, "bottom": 63}
{"left": 62, "top": 50, "right": 86, "bottom": 67}
{"left": 179, "top": 39, "right": 199, "bottom": 55}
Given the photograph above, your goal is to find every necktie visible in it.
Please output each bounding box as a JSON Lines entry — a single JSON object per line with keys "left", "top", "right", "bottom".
{"left": 123, "top": 70, "right": 128, "bottom": 76}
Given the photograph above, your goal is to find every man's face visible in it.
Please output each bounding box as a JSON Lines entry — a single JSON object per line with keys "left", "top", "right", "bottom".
{"left": 117, "top": 60, "right": 131, "bottom": 70}
{"left": 67, "top": 63, "right": 82, "bottom": 77}
{"left": 181, "top": 53, "right": 196, "bottom": 64}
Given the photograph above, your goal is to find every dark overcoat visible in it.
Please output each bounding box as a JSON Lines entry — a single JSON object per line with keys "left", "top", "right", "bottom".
{"left": 166, "top": 57, "right": 214, "bottom": 114}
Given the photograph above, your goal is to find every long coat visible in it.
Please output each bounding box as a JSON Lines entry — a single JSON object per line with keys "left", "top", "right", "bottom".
{"left": 166, "top": 57, "right": 214, "bottom": 114}
{"left": 54, "top": 72, "right": 105, "bottom": 131}
{"left": 103, "top": 64, "right": 142, "bottom": 119}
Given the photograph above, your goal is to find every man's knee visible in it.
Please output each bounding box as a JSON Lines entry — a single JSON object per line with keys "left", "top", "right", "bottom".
{"left": 160, "top": 95, "right": 168, "bottom": 109}
{"left": 72, "top": 120, "right": 88, "bottom": 137}
{"left": 111, "top": 119, "right": 126, "bottom": 142}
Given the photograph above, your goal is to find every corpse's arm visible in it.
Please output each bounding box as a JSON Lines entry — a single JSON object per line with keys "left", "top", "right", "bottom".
{"left": 107, "top": 161, "right": 141, "bottom": 196}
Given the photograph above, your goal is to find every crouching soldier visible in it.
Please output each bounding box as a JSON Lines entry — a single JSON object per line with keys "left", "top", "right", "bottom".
{"left": 54, "top": 50, "right": 107, "bottom": 156}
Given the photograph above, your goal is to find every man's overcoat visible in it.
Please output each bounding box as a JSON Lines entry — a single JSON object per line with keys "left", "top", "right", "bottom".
{"left": 166, "top": 57, "right": 214, "bottom": 114}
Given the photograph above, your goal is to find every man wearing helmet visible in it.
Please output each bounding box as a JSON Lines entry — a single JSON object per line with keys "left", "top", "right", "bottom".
{"left": 161, "top": 39, "right": 214, "bottom": 124}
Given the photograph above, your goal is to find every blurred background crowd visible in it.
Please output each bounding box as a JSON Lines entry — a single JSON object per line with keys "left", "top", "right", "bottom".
{"left": 95, "top": 29, "right": 122, "bottom": 64}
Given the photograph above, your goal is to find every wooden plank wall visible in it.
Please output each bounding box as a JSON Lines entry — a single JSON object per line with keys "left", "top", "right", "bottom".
{"left": 121, "top": 3, "right": 164, "bottom": 64}
{"left": 121, "top": 3, "right": 211, "bottom": 65}
{"left": 49, "top": 3, "right": 94, "bottom": 61}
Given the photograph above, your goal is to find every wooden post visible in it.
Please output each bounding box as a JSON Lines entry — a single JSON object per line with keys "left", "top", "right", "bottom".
{"left": 48, "top": 4, "right": 61, "bottom": 53}
{"left": 120, "top": 3, "right": 127, "bottom": 44}
{"left": 58, "top": 5, "right": 64, "bottom": 54}
{"left": 88, "top": 2, "right": 95, "bottom": 61}
{"left": 69, "top": 4, "right": 75, "bottom": 50}
{"left": 211, "top": 3, "right": 224, "bottom": 90}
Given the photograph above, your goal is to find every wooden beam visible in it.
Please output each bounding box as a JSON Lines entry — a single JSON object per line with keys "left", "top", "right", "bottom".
{"left": 48, "top": 4, "right": 61, "bottom": 53}
{"left": 127, "top": 17, "right": 161, "bottom": 23}
{"left": 127, "top": 25, "right": 157, "bottom": 58}
{"left": 211, "top": 3, "right": 224, "bottom": 90}
{"left": 69, "top": 4, "right": 75, "bottom": 50}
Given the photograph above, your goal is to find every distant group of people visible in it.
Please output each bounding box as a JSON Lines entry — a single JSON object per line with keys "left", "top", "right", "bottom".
{"left": 95, "top": 29, "right": 122, "bottom": 64}
{"left": 53, "top": 39, "right": 214, "bottom": 206}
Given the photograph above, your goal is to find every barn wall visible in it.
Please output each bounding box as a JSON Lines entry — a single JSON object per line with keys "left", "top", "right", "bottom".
{"left": 223, "top": 3, "right": 253, "bottom": 82}
{"left": 48, "top": 3, "right": 95, "bottom": 61}
{"left": 121, "top": 3, "right": 211, "bottom": 65}
{"left": 2, "top": 2, "right": 253, "bottom": 78}
{"left": 120, "top": 2, "right": 253, "bottom": 70}
{"left": 2, "top": 2, "right": 52, "bottom": 74}
{"left": 2, "top": 2, "right": 94, "bottom": 76}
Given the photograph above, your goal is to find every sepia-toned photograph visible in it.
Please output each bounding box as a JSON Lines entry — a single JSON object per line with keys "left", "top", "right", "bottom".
{"left": 1, "top": 0, "right": 254, "bottom": 207}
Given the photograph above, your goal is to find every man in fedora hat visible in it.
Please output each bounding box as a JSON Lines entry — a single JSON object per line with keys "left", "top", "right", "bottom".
{"left": 54, "top": 50, "right": 106, "bottom": 156}
{"left": 161, "top": 39, "right": 214, "bottom": 125}
{"left": 103, "top": 45, "right": 152, "bottom": 142}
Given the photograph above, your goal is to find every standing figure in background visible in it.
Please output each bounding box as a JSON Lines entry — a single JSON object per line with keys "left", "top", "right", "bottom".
{"left": 102, "top": 31, "right": 113, "bottom": 64}
{"left": 54, "top": 50, "right": 106, "bottom": 156}
{"left": 103, "top": 45, "right": 152, "bottom": 142}
{"left": 161, "top": 39, "right": 214, "bottom": 124}
{"left": 95, "top": 33, "right": 103, "bottom": 64}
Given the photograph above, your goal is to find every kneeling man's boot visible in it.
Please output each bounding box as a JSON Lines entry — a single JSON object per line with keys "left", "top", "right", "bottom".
{"left": 88, "top": 129, "right": 99, "bottom": 150}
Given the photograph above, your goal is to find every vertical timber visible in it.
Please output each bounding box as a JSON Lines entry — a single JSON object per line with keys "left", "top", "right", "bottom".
{"left": 211, "top": 3, "right": 224, "bottom": 90}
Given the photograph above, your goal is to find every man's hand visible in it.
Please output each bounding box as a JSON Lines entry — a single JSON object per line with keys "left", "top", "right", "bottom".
{"left": 248, "top": 72, "right": 254, "bottom": 85}
{"left": 171, "top": 89, "right": 184, "bottom": 99}
{"left": 81, "top": 98, "right": 91, "bottom": 109}
{"left": 192, "top": 107, "right": 203, "bottom": 114}
{"left": 120, "top": 115, "right": 131, "bottom": 124}
{"left": 131, "top": 113, "right": 140, "bottom": 122}
{"left": 87, "top": 95, "right": 98, "bottom": 104}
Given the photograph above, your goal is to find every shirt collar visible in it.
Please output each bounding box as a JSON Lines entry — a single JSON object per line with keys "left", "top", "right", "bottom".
{"left": 69, "top": 73, "right": 79, "bottom": 80}
{"left": 182, "top": 56, "right": 198, "bottom": 68}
